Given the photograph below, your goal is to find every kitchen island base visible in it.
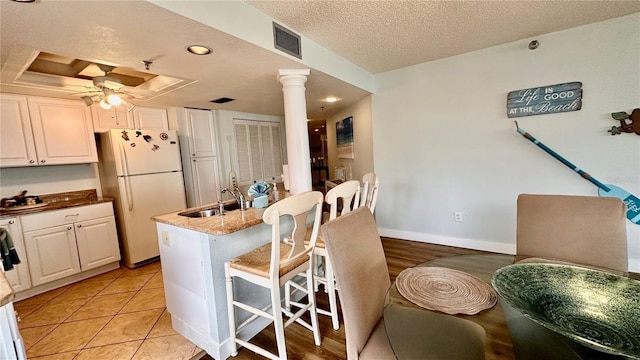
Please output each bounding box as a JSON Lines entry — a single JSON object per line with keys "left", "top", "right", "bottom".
{"left": 156, "top": 216, "right": 305, "bottom": 360}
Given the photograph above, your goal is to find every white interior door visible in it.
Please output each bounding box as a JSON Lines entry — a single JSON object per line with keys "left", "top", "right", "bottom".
{"left": 117, "top": 171, "right": 186, "bottom": 267}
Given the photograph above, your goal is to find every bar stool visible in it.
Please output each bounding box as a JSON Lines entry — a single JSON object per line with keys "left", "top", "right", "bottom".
{"left": 312, "top": 180, "right": 361, "bottom": 330}
{"left": 224, "top": 191, "right": 324, "bottom": 360}
{"left": 360, "top": 172, "right": 379, "bottom": 213}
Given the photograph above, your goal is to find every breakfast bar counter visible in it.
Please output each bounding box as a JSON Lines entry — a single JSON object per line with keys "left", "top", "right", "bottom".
{"left": 151, "top": 191, "right": 296, "bottom": 360}
{"left": 151, "top": 189, "right": 289, "bottom": 235}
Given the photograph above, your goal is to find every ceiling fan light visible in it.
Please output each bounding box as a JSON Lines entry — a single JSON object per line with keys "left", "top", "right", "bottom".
{"left": 99, "top": 99, "right": 112, "bottom": 110}
{"left": 106, "top": 93, "right": 122, "bottom": 106}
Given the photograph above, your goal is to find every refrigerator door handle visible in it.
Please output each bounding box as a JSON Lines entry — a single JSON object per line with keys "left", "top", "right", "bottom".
{"left": 118, "top": 139, "right": 129, "bottom": 176}
{"left": 125, "top": 176, "right": 134, "bottom": 211}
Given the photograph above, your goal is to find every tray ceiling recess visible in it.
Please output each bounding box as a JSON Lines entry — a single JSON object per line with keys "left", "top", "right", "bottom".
{"left": 2, "top": 50, "right": 195, "bottom": 102}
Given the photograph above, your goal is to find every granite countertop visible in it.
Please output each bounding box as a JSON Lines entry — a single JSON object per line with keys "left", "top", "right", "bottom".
{"left": 0, "top": 189, "right": 113, "bottom": 217}
{"left": 152, "top": 190, "right": 290, "bottom": 236}
{"left": 0, "top": 271, "right": 14, "bottom": 307}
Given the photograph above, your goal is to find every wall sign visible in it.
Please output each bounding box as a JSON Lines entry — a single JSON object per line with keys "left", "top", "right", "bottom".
{"left": 507, "top": 82, "right": 582, "bottom": 118}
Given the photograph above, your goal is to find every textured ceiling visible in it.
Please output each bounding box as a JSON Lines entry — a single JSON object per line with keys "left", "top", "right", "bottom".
{"left": 247, "top": 0, "right": 640, "bottom": 74}
{"left": 1, "top": 1, "right": 638, "bottom": 120}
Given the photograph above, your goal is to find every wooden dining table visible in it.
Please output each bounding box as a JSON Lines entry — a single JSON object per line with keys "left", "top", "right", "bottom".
{"left": 384, "top": 254, "right": 515, "bottom": 360}
{"left": 383, "top": 254, "right": 640, "bottom": 360}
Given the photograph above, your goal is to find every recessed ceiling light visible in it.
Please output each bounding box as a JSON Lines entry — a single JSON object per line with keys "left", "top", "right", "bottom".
{"left": 324, "top": 97, "right": 339, "bottom": 103}
{"left": 186, "top": 45, "right": 212, "bottom": 55}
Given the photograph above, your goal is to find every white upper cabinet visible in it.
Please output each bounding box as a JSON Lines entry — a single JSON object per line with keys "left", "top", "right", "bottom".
{"left": 0, "top": 94, "right": 37, "bottom": 167}
{"left": 0, "top": 94, "right": 97, "bottom": 167}
{"left": 131, "top": 106, "right": 168, "bottom": 131}
{"left": 91, "top": 105, "right": 133, "bottom": 132}
{"left": 185, "top": 109, "right": 217, "bottom": 157}
{"left": 27, "top": 96, "right": 98, "bottom": 165}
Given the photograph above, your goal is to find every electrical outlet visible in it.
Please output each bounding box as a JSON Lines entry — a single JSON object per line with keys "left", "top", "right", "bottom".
{"left": 454, "top": 212, "right": 463, "bottom": 222}
{"left": 162, "top": 230, "right": 170, "bottom": 246}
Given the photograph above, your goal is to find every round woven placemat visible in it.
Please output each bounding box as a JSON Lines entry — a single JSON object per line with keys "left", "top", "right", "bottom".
{"left": 395, "top": 266, "right": 497, "bottom": 315}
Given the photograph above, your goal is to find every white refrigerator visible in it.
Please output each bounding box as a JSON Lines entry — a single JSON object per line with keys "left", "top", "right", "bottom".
{"left": 98, "top": 129, "right": 187, "bottom": 268}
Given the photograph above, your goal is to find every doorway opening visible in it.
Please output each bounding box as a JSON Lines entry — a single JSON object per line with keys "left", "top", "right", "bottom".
{"left": 308, "top": 120, "right": 328, "bottom": 191}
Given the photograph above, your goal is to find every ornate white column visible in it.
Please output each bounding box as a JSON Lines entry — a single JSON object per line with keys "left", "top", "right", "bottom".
{"left": 278, "top": 69, "right": 312, "bottom": 194}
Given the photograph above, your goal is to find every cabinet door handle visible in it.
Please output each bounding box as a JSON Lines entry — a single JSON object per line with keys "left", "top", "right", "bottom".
{"left": 8, "top": 220, "right": 14, "bottom": 224}
{"left": 40, "top": 159, "right": 46, "bottom": 163}
{"left": 67, "top": 226, "right": 72, "bottom": 230}
{"left": 77, "top": 224, "right": 82, "bottom": 228}
{"left": 29, "top": 160, "right": 35, "bottom": 164}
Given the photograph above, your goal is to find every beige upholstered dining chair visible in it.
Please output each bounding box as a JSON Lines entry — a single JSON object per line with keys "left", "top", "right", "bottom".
{"left": 360, "top": 172, "right": 379, "bottom": 213}
{"left": 224, "top": 191, "right": 324, "bottom": 360}
{"left": 311, "top": 179, "right": 361, "bottom": 330}
{"left": 322, "top": 207, "right": 487, "bottom": 360}
{"left": 506, "top": 193, "right": 629, "bottom": 360}
{"left": 516, "top": 193, "right": 628, "bottom": 271}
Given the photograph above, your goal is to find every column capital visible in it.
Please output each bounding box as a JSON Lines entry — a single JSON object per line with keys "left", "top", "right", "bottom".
{"left": 278, "top": 69, "right": 310, "bottom": 77}
{"left": 278, "top": 69, "right": 311, "bottom": 85}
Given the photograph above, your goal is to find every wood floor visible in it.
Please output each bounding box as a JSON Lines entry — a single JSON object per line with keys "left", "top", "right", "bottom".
{"left": 200, "top": 237, "right": 502, "bottom": 360}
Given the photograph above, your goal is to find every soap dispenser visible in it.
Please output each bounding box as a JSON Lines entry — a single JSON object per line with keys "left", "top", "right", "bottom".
{"left": 272, "top": 183, "right": 279, "bottom": 201}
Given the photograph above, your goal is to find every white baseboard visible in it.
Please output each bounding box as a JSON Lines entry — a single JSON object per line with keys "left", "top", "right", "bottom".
{"left": 378, "top": 228, "right": 516, "bottom": 255}
{"left": 379, "top": 228, "right": 640, "bottom": 274}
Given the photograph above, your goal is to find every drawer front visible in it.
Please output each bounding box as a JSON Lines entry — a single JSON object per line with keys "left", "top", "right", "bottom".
{"left": 19, "top": 202, "right": 113, "bottom": 232}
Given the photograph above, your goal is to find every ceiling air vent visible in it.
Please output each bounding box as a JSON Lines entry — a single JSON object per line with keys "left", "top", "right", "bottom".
{"left": 273, "top": 22, "right": 301, "bottom": 59}
{"left": 210, "top": 97, "right": 235, "bottom": 104}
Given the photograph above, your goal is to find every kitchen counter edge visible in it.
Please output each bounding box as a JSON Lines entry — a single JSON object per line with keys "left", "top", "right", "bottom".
{"left": 0, "top": 197, "right": 114, "bottom": 218}
{"left": 152, "top": 190, "right": 292, "bottom": 236}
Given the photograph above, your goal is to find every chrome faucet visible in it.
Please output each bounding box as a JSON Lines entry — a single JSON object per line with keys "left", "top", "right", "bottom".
{"left": 221, "top": 186, "right": 246, "bottom": 211}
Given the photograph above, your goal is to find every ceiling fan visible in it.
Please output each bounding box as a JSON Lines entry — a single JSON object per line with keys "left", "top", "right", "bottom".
{"left": 73, "top": 64, "right": 153, "bottom": 111}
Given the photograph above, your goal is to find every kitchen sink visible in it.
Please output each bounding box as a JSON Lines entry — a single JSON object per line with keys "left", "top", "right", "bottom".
{"left": 178, "top": 201, "right": 241, "bottom": 218}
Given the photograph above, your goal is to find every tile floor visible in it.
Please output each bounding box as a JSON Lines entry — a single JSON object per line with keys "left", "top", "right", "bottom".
{"left": 13, "top": 261, "right": 203, "bottom": 360}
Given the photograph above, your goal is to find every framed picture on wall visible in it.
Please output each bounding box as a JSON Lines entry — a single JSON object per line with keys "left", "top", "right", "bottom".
{"left": 336, "top": 116, "right": 355, "bottom": 159}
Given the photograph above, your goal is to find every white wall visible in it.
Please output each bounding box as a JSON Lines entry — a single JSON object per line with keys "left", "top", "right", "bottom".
{"left": 326, "top": 96, "right": 374, "bottom": 182}
{"left": 0, "top": 163, "right": 102, "bottom": 198}
{"left": 372, "top": 14, "right": 640, "bottom": 271}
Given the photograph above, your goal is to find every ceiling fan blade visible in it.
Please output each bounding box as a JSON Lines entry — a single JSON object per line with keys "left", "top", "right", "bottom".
{"left": 69, "top": 89, "right": 101, "bottom": 96}
{"left": 119, "top": 87, "right": 156, "bottom": 98}
{"left": 93, "top": 75, "right": 124, "bottom": 90}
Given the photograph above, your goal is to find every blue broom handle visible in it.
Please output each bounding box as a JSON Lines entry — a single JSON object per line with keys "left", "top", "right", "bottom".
{"left": 515, "top": 123, "right": 611, "bottom": 192}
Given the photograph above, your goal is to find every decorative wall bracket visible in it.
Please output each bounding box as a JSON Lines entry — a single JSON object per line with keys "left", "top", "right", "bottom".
{"left": 608, "top": 108, "right": 640, "bottom": 136}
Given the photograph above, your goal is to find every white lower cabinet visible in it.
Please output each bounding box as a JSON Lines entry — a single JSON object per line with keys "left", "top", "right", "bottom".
{"left": 0, "top": 218, "right": 31, "bottom": 292}
{"left": 19, "top": 202, "right": 121, "bottom": 287}
{"left": 23, "top": 224, "right": 81, "bottom": 286}
{"left": 189, "top": 157, "right": 221, "bottom": 207}
{"left": 75, "top": 216, "right": 119, "bottom": 270}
